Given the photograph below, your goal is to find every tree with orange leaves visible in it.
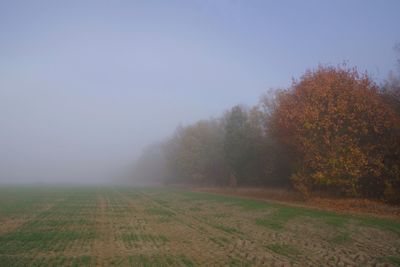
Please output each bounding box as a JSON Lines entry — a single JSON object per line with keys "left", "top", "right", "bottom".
{"left": 271, "top": 66, "right": 400, "bottom": 201}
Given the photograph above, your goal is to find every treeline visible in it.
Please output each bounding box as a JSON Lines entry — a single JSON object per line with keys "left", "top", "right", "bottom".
{"left": 133, "top": 64, "right": 400, "bottom": 203}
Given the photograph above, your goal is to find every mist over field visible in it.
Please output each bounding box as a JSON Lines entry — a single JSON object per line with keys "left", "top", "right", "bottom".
{"left": 1, "top": 2, "right": 400, "bottom": 266}
{"left": 0, "top": 0, "right": 399, "bottom": 185}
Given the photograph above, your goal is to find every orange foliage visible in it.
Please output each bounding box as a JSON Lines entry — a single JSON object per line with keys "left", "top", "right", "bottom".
{"left": 271, "top": 66, "right": 400, "bottom": 201}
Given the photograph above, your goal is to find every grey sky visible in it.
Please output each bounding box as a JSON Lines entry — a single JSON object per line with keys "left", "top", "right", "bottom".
{"left": 0, "top": 0, "right": 399, "bottom": 183}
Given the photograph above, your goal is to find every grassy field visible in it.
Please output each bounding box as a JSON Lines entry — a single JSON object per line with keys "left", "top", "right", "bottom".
{"left": 0, "top": 187, "right": 399, "bottom": 266}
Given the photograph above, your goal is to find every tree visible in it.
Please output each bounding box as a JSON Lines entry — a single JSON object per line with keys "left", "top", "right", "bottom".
{"left": 271, "top": 66, "right": 400, "bottom": 201}
{"left": 163, "top": 119, "right": 228, "bottom": 186}
{"left": 260, "top": 92, "right": 294, "bottom": 186}
{"left": 132, "top": 142, "right": 167, "bottom": 185}
{"left": 378, "top": 44, "right": 400, "bottom": 202}
{"left": 223, "top": 105, "right": 250, "bottom": 185}
{"left": 381, "top": 43, "right": 400, "bottom": 116}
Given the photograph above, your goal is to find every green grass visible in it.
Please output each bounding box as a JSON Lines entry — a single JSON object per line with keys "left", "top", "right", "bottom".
{"left": 266, "top": 243, "right": 301, "bottom": 258}
{"left": 179, "top": 191, "right": 400, "bottom": 235}
{"left": 0, "top": 186, "right": 399, "bottom": 266}
{"left": 256, "top": 217, "right": 284, "bottom": 230}
{"left": 254, "top": 201, "right": 400, "bottom": 236}
{"left": 179, "top": 255, "right": 195, "bottom": 267}
{"left": 127, "top": 254, "right": 194, "bottom": 267}
{"left": 178, "top": 191, "right": 267, "bottom": 210}
{"left": 181, "top": 191, "right": 354, "bottom": 231}
{"left": 180, "top": 190, "right": 400, "bottom": 237}
{"left": 121, "top": 233, "right": 168, "bottom": 245}
{"left": 256, "top": 206, "right": 348, "bottom": 231}
{"left": 378, "top": 256, "right": 400, "bottom": 266}
{"left": 140, "top": 189, "right": 400, "bottom": 235}
{"left": 145, "top": 207, "right": 175, "bottom": 217}
{"left": 213, "top": 224, "right": 242, "bottom": 234}
{"left": 387, "top": 256, "right": 400, "bottom": 266}
{"left": 0, "top": 230, "right": 95, "bottom": 242}
{"left": 209, "top": 236, "right": 229, "bottom": 247}
{"left": 361, "top": 217, "right": 400, "bottom": 235}
{"left": 228, "top": 258, "right": 251, "bottom": 267}
{"left": 0, "top": 256, "right": 94, "bottom": 267}
{"left": 189, "top": 207, "right": 202, "bottom": 212}
{"left": 0, "top": 225, "right": 95, "bottom": 253}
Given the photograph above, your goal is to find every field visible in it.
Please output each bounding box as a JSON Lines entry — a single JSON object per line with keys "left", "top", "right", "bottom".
{"left": 0, "top": 187, "right": 399, "bottom": 266}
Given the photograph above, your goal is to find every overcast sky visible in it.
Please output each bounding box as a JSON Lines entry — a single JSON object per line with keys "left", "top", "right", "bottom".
{"left": 0, "top": 0, "right": 399, "bottom": 184}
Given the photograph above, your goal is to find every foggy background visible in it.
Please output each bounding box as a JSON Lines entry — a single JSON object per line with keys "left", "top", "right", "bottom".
{"left": 0, "top": 0, "right": 399, "bottom": 184}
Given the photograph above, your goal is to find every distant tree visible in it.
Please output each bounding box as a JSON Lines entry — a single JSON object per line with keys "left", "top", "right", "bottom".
{"left": 245, "top": 106, "right": 267, "bottom": 184}
{"left": 378, "top": 44, "right": 400, "bottom": 202}
{"left": 381, "top": 72, "right": 400, "bottom": 115}
{"left": 133, "top": 142, "right": 167, "bottom": 185}
{"left": 162, "top": 126, "right": 186, "bottom": 184}
{"left": 259, "top": 92, "right": 294, "bottom": 186}
{"left": 395, "top": 43, "right": 400, "bottom": 70}
{"left": 163, "top": 119, "right": 228, "bottom": 186}
{"left": 223, "top": 105, "right": 250, "bottom": 185}
{"left": 381, "top": 43, "right": 400, "bottom": 115}
{"left": 243, "top": 104, "right": 292, "bottom": 186}
{"left": 271, "top": 66, "right": 400, "bottom": 201}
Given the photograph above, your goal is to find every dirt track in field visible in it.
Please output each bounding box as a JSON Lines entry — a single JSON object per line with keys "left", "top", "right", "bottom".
{"left": 0, "top": 187, "right": 399, "bottom": 266}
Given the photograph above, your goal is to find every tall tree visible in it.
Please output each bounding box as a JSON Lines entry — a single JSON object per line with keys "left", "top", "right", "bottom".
{"left": 223, "top": 105, "right": 249, "bottom": 185}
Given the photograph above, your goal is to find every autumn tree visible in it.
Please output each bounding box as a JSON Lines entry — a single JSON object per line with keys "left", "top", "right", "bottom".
{"left": 271, "top": 66, "right": 400, "bottom": 201}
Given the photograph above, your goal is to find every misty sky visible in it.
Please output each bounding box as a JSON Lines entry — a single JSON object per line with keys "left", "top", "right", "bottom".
{"left": 0, "top": 0, "right": 399, "bottom": 184}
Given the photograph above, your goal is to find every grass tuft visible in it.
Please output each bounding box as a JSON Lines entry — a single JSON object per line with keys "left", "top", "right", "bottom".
{"left": 266, "top": 243, "right": 300, "bottom": 258}
{"left": 145, "top": 207, "right": 175, "bottom": 217}
{"left": 387, "top": 256, "right": 400, "bottom": 266}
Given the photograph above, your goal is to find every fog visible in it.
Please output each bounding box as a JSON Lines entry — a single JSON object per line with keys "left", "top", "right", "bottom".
{"left": 0, "top": 0, "right": 399, "bottom": 184}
